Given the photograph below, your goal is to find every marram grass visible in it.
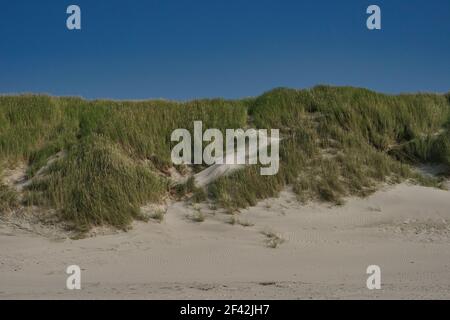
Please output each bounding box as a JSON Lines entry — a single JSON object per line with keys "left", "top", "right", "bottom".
{"left": 0, "top": 182, "right": 18, "bottom": 212}
{"left": 210, "top": 86, "right": 450, "bottom": 209}
{"left": 1, "top": 86, "right": 449, "bottom": 230}
{"left": 25, "top": 135, "right": 168, "bottom": 231}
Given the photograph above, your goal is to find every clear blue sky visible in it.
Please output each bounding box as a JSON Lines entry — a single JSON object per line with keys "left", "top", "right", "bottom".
{"left": 1, "top": 0, "right": 449, "bottom": 100}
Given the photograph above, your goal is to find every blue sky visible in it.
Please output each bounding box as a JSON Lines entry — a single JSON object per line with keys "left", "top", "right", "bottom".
{"left": 0, "top": 0, "right": 449, "bottom": 100}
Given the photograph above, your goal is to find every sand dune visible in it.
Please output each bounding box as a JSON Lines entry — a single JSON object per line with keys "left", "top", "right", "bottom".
{"left": 1, "top": 182, "right": 450, "bottom": 299}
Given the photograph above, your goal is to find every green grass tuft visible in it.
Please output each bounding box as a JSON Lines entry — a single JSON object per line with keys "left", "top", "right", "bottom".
{"left": 0, "top": 182, "right": 19, "bottom": 212}
{"left": 25, "top": 135, "right": 168, "bottom": 231}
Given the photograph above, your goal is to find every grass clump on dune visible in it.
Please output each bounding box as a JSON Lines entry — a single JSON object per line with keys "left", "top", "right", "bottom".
{"left": 0, "top": 95, "right": 247, "bottom": 230}
{"left": 0, "top": 96, "right": 249, "bottom": 168}
{"left": 0, "top": 182, "right": 18, "bottom": 213}
{"left": 25, "top": 135, "right": 168, "bottom": 231}
{"left": 209, "top": 86, "right": 450, "bottom": 208}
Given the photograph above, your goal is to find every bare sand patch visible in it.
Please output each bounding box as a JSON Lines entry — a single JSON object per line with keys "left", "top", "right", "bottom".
{"left": 1, "top": 183, "right": 450, "bottom": 299}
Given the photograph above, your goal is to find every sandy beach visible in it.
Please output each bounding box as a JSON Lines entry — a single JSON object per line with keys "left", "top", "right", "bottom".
{"left": 1, "top": 183, "right": 449, "bottom": 300}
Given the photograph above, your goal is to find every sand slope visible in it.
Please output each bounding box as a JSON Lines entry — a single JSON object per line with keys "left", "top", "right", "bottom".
{"left": 1, "top": 183, "right": 450, "bottom": 299}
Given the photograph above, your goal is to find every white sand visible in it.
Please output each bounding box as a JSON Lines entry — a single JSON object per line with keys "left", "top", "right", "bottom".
{"left": 1, "top": 183, "right": 450, "bottom": 299}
